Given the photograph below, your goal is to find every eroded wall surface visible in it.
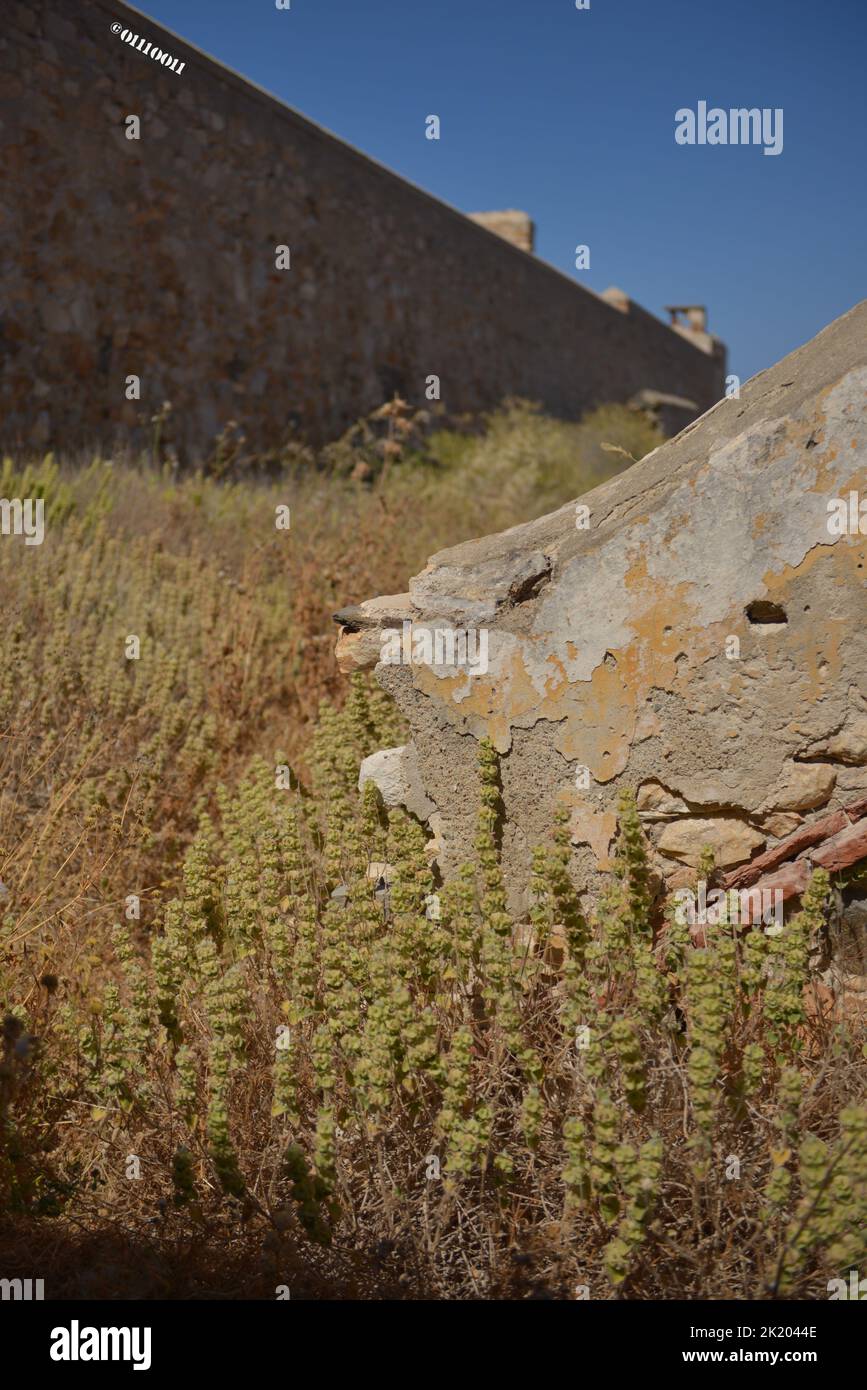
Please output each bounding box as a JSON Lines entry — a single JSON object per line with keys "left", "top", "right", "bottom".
{"left": 338, "top": 302, "right": 867, "bottom": 916}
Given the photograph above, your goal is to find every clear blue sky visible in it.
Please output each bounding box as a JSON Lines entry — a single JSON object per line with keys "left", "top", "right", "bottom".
{"left": 138, "top": 0, "right": 866, "bottom": 386}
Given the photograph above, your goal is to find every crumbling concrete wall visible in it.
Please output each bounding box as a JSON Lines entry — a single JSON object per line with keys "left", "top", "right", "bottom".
{"left": 338, "top": 302, "right": 867, "bottom": 922}
{"left": 1, "top": 0, "right": 724, "bottom": 457}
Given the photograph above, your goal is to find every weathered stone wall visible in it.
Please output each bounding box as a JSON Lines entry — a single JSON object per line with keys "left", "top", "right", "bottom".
{"left": 338, "top": 303, "right": 867, "bottom": 929}
{"left": 1, "top": 0, "right": 724, "bottom": 458}
{"left": 467, "top": 211, "right": 536, "bottom": 254}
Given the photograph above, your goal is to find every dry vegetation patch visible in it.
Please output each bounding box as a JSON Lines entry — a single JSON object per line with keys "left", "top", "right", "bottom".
{"left": 0, "top": 408, "right": 863, "bottom": 1300}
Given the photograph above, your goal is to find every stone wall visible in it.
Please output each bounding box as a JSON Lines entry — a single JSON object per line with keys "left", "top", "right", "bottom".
{"left": 467, "top": 211, "right": 536, "bottom": 254}
{"left": 337, "top": 302, "right": 867, "bottom": 935}
{"left": 1, "top": 0, "right": 725, "bottom": 458}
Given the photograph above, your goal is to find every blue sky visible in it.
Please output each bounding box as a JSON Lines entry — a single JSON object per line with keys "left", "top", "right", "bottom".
{"left": 138, "top": 0, "right": 866, "bottom": 386}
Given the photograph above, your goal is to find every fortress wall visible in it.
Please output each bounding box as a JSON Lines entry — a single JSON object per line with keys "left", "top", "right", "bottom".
{"left": 1, "top": 0, "right": 725, "bottom": 457}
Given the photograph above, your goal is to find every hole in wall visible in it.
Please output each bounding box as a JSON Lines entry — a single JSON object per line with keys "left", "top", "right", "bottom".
{"left": 745, "top": 600, "right": 787, "bottom": 625}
